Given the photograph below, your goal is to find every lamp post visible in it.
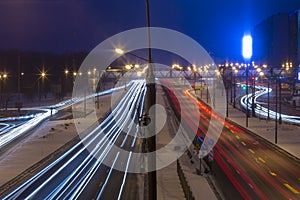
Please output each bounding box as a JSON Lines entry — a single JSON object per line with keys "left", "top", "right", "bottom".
{"left": 233, "top": 68, "right": 238, "bottom": 108}
{"left": 38, "top": 71, "right": 46, "bottom": 103}
{"left": 230, "top": 63, "right": 233, "bottom": 105}
{"left": 276, "top": 62, "right": 292, "bottom": 125}
{"left": 145, "top": 0, "right": 157, "bottom": 198}
{"left": 251, "top": 74, "right": 256, "bottom": 117}
{"left": 64, "top": 69, "right": 69, "bottom": 98}
{"left": 114, "top": 4, "right": 156, "bottom": 197}
{"left": 242, "top": 34, "right": 253, "bottom": 127}
{"left": 0, "top": 73, "right": 7, "bottom": 106}
{"left": 198, "top": 67, "right": 203, "bottom": 99}
{"left": 267, "top": 81, "right": 270, "bottom": 120}
{"left": 226, "top": 69, "right": 229, "bottom": 118}
{"left": 273, "top": 62, "right": 290, "bottom": 144}
{"left": 275, "top": 76, "right": 278, "bottom": 144}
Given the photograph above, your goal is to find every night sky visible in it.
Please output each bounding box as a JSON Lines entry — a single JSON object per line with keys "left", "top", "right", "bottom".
{"left": 0, "top": 0, "right": 299, "bottom": 60}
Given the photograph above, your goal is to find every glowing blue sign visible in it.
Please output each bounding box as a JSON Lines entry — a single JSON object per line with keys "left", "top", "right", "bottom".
{"left": 298, "top": 71, "right": 300, "bottom": 81}
{"left": 242, "top": 34, "right": 253, "bottom": 59}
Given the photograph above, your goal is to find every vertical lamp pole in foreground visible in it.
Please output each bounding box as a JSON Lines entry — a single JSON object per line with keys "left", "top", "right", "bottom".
{"left": 267, "top": 81, "right": 270, "bottom": 120}
{"left": 242, "top": 34, "right": 253, "bottom": 128}
{"left": 275, "top": 77, "right": 278, "bottom": 144}
{"left": 145, "top": 0, "right": 156, "bottom": 199}
{"left": 252, "top": 75, "right": 256, "bottom": 117}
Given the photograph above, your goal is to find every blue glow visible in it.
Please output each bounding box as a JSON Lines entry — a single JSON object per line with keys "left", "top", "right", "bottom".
{"left": 242, "top": 34, "right": 253, "bottom": 59}
{"left": 298, "top": 71, "right": 300, "bottom": 81}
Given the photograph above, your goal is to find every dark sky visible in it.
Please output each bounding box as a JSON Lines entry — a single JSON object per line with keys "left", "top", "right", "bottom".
{"left": 0, "top": 0, "right": 299, "bottom": 60}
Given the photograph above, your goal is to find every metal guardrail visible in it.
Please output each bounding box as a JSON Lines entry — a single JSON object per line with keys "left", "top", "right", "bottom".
{"left": 177, "top": 159, "right": 195, "bottom": 200}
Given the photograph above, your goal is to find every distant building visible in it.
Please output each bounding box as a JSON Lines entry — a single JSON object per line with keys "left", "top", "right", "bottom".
{"left": 253, "top": 13, "right": 289, "bottom": 68}
{"left": 253, "top": 11, "right": 300, "bottom": 95}
{"left": 289, "top": 10, "right": 300, "bottom": 71}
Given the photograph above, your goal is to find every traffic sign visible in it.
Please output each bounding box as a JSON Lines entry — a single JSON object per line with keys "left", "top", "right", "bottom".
{"left": 197, "top": 136, "right": 204, "bottom": 144}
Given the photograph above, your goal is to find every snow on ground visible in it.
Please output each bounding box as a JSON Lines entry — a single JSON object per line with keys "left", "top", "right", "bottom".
{"left": 0, "top": 94, "right": 113, "bottom": 186}
{"left": 0, "top": 119, "right": 77, "bottom": 185}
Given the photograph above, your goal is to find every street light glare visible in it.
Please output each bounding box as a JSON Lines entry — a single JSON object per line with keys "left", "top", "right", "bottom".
{"left": 242, "top": 34, "right": 253, "bottom": 60}
{"left": 134, "top": 64, "right": 140, "bottom": 68}
{"left": 115, "top": 48, "right": 124, "bottom": 55}
{"left": 125, "top": 65, "right": 132, "bottom": 70}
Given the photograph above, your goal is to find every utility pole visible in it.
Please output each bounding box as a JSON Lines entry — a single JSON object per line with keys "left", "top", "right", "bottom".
{"left": 233, "top": 74, "right": 236, "bottom": 108}
{"left": 145, "top": 0, "right": 157, "bottom": 199}
{"left": 267, "top": 81, "right": 270, "bottom": 120}
{"left": 278, "top": 77, "right": 282, "bottom": 124}
{"left": 252, "top": 76, "right": 256, "bottom": 117}
{"left": 246, "top": 67, "right": 249, "bottom": 127}
{"left": 275, "top": 77, "right": 278, "bottom": 144}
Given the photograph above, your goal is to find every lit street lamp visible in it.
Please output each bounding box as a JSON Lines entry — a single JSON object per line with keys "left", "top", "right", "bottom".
{"left": 38, "top": 70, "right": 47, "bottom": 102}
{"left": 0, "top": 73, "right": 7, "bottom": 105}
{"left": 233, "top": 68, "right": 238, "bottom": 108}
{"left": 242, "top": 33, "right": 253, "bottom": 127}
{"left": 114, "top": 2, "right": 156, "bottom": 197}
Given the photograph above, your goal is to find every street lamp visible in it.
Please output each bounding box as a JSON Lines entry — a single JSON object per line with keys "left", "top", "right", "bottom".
{"left": 64, "top": 69, "right": 69, "bottom": 97}
{"left": 115, "top": 48, "right": 149, "bottom": 62}
{"left": 114, "top": 2, "right": 156, "bottom": 197}
{"left": 0, "top": 73, "right": 7, "bottom": 105}
{"left": 115, "top": 48, "right": 124, "bottom": 55}
{"left": 38, "top": 70, "right": 47, "bottom": 102}
{"left": 277, "top": 62, "right": 293, "bottom": 124}
{"left": 242, "top": 33, "right": 253, "bottom": 127}
{"left": 233, "top": 68, "right": 239, "bottom": 108}
{"left": 250, "top": 67, "right": 263, "bottom": 117}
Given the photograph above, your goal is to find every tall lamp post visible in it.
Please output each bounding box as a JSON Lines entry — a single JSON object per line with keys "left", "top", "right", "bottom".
{"left": 0, "top": 73, "right": 7, "bottom": 106}
{"left": 114, "top": 2, "right": 156, "bottom": 198}
{"left": 278, "top": 62, "right": 293, "bottom": 124}
{"left": 64, "top": 69, "right": 69, "bottom": 97}
{"left": 232, "top": 67, "right": 238, "bottom": 108}
{"left": 242, "top": 34, "right": 253, "bottom": 127}
{"left": 145, "top": 0, "right": 157, "bottom": 198}
{"left": 38, "top": 71, "right": 46, "bottom": 103}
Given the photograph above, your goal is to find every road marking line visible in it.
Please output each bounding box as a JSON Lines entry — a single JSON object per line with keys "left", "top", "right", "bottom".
{"left": 258, "top": 157, "right": 266, "bottom": 163}
{"left": 269, "top": 171, "right": 277, "bottom": 176}
{"left": 235, "top": 135, "right": 240, "bottom": 140}
{"left": 248, "top": 149, "right": 255, "bottom": 154}
{"left": 241, "top": 141, "right": 247, "bottom": 146}
{"left": 284, "top": 183, "right": 300, "bottom": 195}
{"left": 248, "top": 183, "right": 254, "bottom": 189}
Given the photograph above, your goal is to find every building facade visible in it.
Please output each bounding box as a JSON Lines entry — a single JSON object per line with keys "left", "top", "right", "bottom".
{"left": 253, "top": 13, "right": 289, "bottom": 68}
{"left": 289, "top": 10, "right": 300, "bottom": 72}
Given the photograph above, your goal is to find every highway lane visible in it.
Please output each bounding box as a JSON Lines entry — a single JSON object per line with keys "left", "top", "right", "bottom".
{"left": 0, "top": 84, "right": 127, "bottom": 151}
{"left": 162, "top": 78, "right": 300, "bottom": 200}
{"left": 1, "top": 80, "right": 146, "bottom": 200}
{"left": 239, "top": 83, "right": 300, "bottom": 124}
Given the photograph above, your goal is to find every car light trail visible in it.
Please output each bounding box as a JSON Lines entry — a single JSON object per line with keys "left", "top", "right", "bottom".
{"left": 162, "top": 78, "right": 300, "bottom": 199}
{"left": 2, "top": 80, "right": 146, "bottom": 199}
{"left": 239, "top": 84, "right": 300, "bottom": 124}
{"left": 0, "top": 83, "right": 130, "bottom": 150}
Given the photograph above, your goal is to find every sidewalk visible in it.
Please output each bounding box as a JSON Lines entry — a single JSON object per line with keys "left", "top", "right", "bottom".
{"left": 156, "top": 86, "right": 185, "bottom": 200}
{"left": 157, "top": 85, "right": 218, "bottom": 200}
{"left": 195, "top": 89, "right": 300, "bottom": 159}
